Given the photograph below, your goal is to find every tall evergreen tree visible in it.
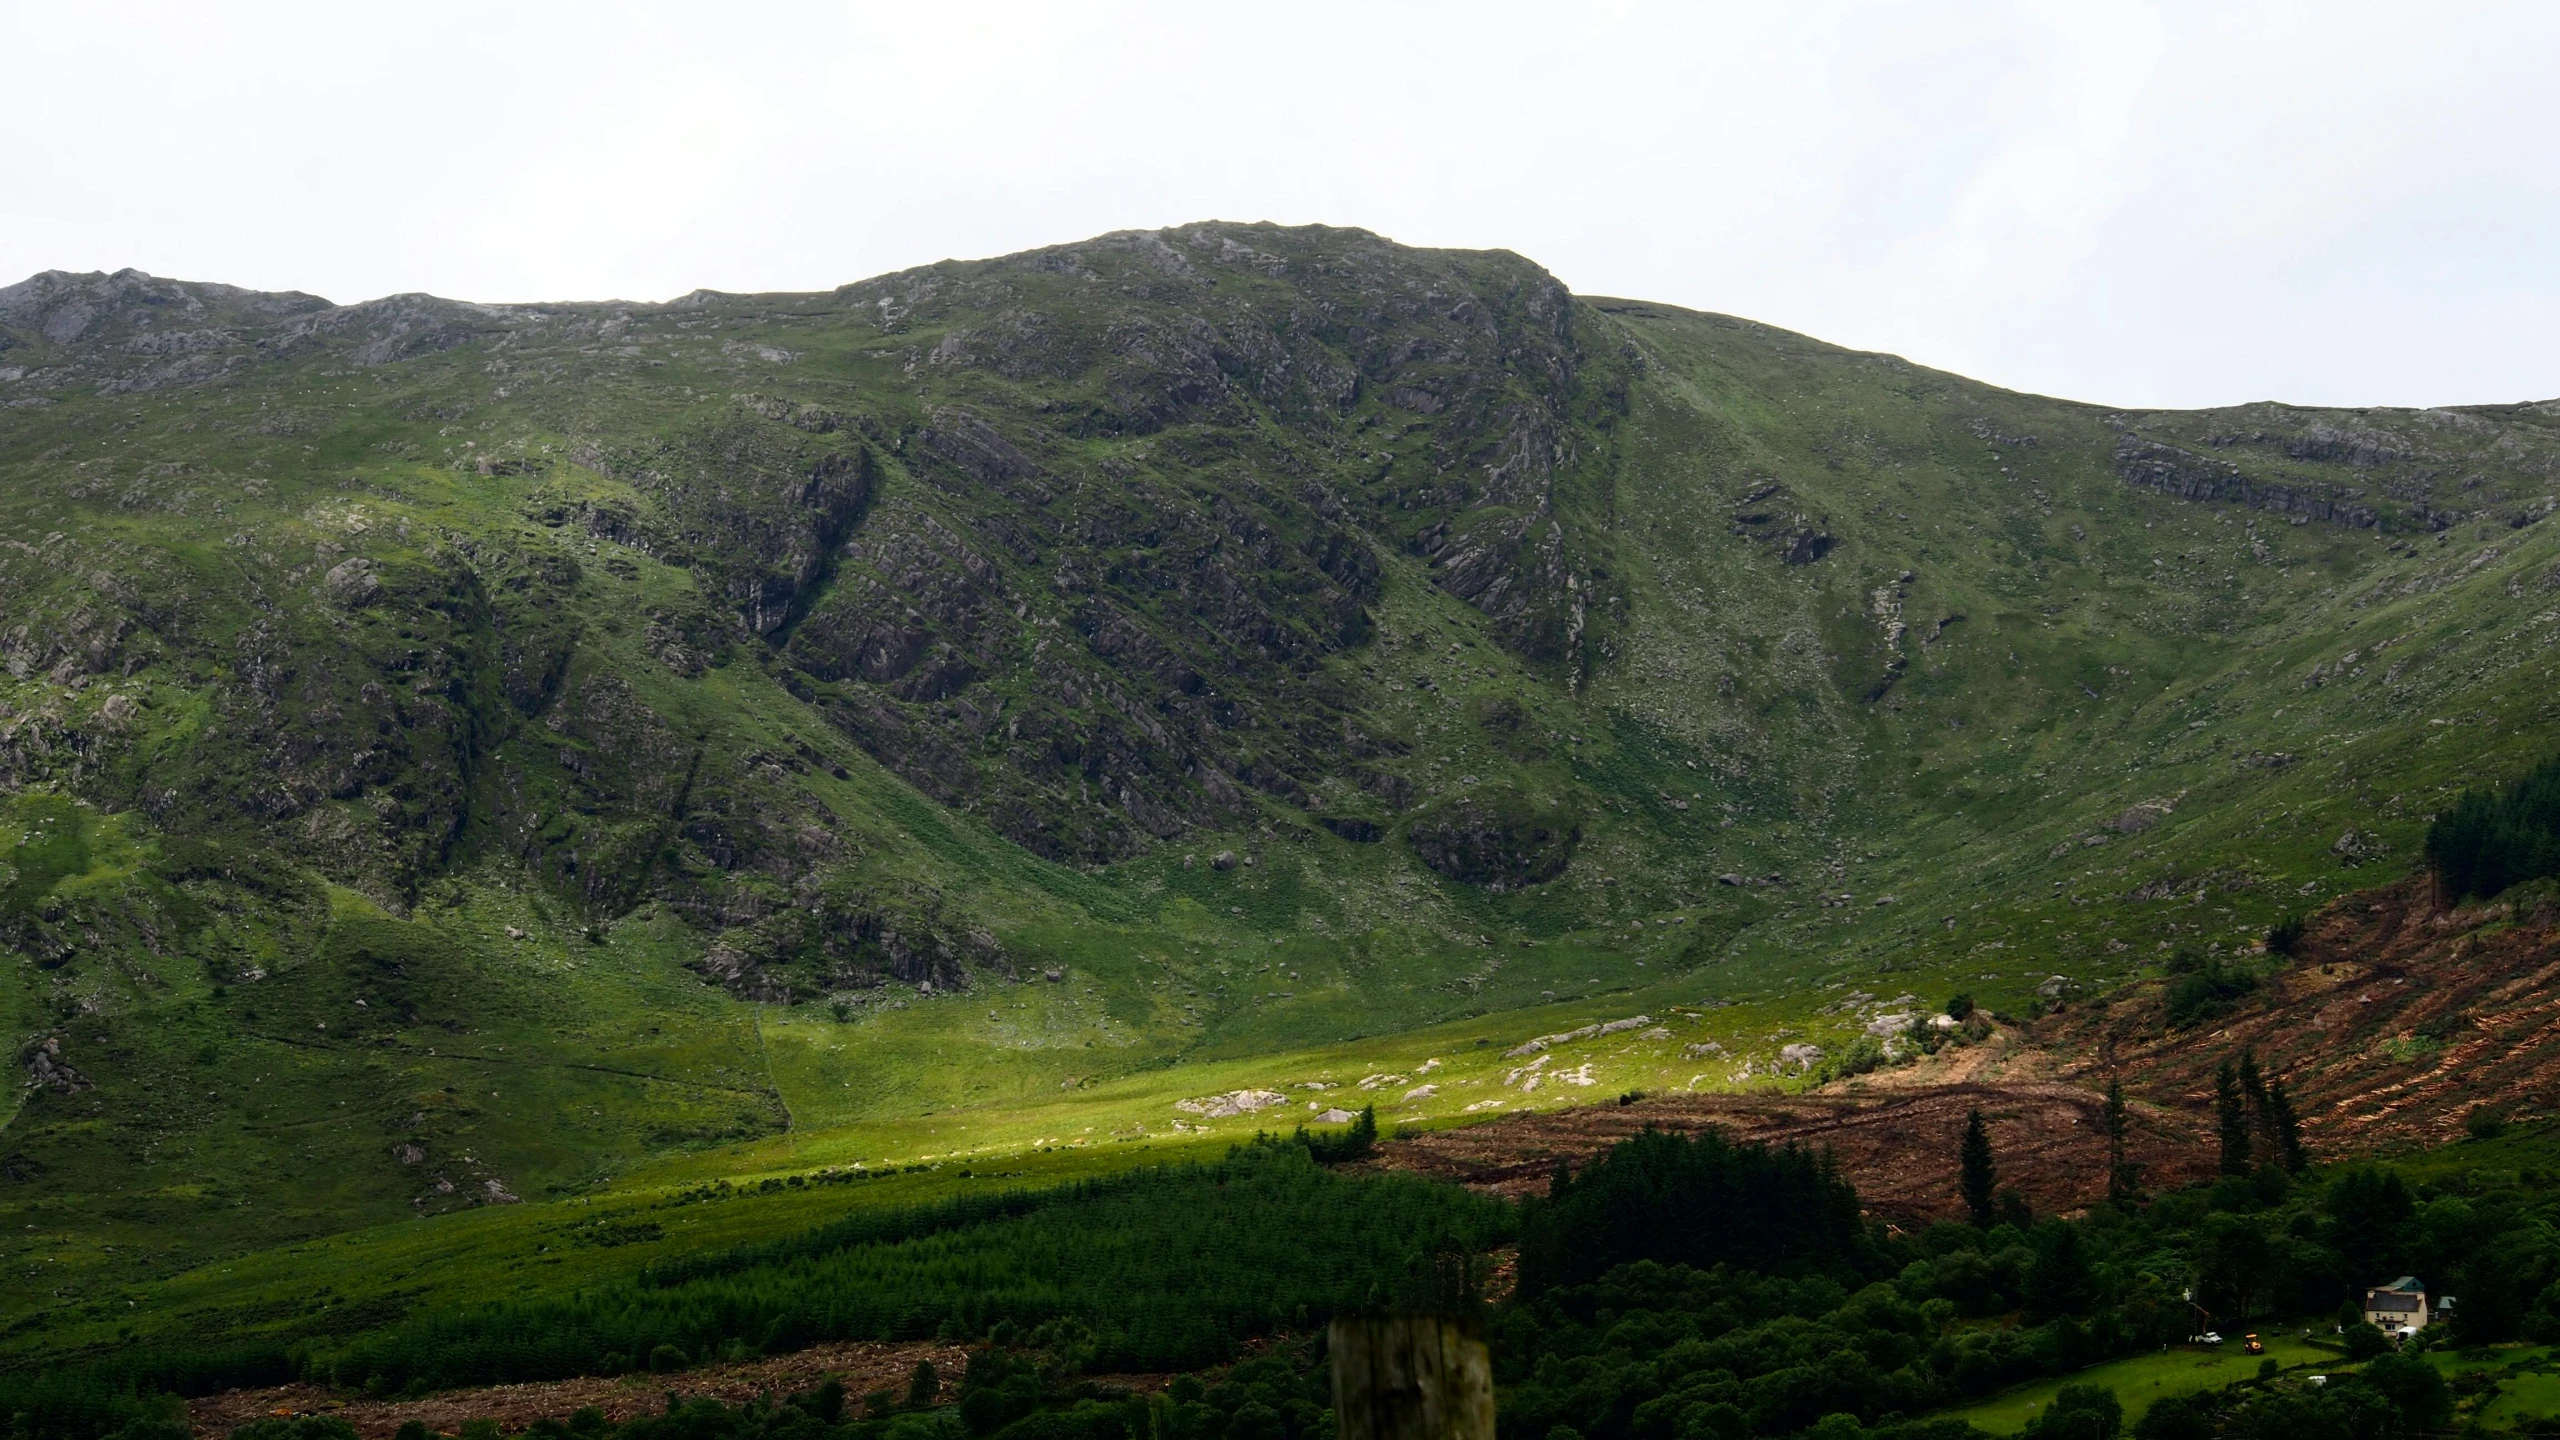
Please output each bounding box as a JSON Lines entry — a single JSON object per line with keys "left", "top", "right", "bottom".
{"left": 1960, "top": 1108, "right": 1997, "bottom": 1226}
{"left": 2237, "top": 1048, "right": 2280, "bottom": 1155}
{"left": 2237, "top": 1048, "right": 2269, "bottom": 1114}
{"left": 2103, "top": 1077, "right": 2139, "bottom": 1204}
{"left": 2215, "top": 1061, "right": 2253, "bottom": 1176}
{"left": 2265, "top": 1077, "right": 2307, "bottom": 1173}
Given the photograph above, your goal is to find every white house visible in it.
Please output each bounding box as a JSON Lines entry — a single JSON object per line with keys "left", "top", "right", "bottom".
{"left": 2363, "top": 1276, "right": 2429, "bottom": 1336}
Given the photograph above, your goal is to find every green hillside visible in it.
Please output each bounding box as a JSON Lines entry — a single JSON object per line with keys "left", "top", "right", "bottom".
{"left": 3, "top": 223, "right": 2558, "bottom": 1347}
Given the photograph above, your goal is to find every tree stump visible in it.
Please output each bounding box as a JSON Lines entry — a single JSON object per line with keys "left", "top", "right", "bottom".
{"left": 1328, "top": 1312, "right": 1494, "bottom": 1440}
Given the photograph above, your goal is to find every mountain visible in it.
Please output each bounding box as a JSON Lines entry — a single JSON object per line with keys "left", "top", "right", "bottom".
{"left": 4, "top": 223, "right": 2559, "bottom": 1319}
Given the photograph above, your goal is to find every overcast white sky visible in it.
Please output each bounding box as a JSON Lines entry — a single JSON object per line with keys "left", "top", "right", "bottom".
{"left": 5, "top": 1, "right": 2554, "bottom": 410}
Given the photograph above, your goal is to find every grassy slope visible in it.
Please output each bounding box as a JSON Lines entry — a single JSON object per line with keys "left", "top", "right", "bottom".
{"left": 1948, "top": 1333, "right": 2339, "bottom": 1434}
{"left": 4, "top": 230, "right": 2560, "bottom": 1358}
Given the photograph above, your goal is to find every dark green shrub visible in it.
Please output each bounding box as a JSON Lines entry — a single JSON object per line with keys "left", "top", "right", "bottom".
{"left": 959, "top": 1348, "right": 1041, "bottom": 1435}
{"left": 2164, "top": 951, "right": 2257, "bottom": 1029}
{"left": 1297, "top": 1106, "right": 1377, "bottom": 1164}
{"left": 2265, "top": 912, "right": 2306, "bottom": 956}
{"left": 2361, "top": 1350, "right": 2453, "bottom": 1431}
{"left": 1813, "top": 1035, "right": 1888, "bottom": 1085}
{"left": 1998, "top": 1189, "right": 2035, "bottom": 1231}
{"left": 904, "top": 1359, "right": 940, "bottom": 1409}
{"left": 2130, "top": 1394, "right": 2213, "bottom": 1440}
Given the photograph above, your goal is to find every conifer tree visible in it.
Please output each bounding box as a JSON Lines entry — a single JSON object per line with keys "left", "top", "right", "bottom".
{"left": 2238, "top": 1048, "right": 2282, "bottom": 1155}
{"left": 2215, "top": 1061, "right": 2253, "bottom": 1176}
{"left": 1960, "top": 1108, "right": 1997, "bottom": 1226}
{"left": 2104, "top": 1077, "right": 2139, "bottom": 1204}
{"left": 2237, "top": 1048, "right": 2269, "bottom": 1114}
{"left": 2265, "top": 1077, "right": 2307, "bottom": 1173}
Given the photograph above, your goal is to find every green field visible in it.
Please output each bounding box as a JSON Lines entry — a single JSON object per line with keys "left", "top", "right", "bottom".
{"left": 1951, "top": 1334, "right": 2337, "bottom": 1433}
{"left": 1960, "top": 1342, "right": 2560, "bottom": 1436}
{"left": 2476, "top": 1355, "right": 2560, "bottom": 1430}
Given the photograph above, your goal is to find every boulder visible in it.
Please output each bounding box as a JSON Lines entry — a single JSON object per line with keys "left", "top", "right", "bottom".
{"left": 24, "top": 1036, "right": 87, "bottom": 1093}
{"left": 322, "top": 556, "right": 379, "bottom": 605}
{"left": 1175, "top": 1088, "right": 1288, "bottom": 1119}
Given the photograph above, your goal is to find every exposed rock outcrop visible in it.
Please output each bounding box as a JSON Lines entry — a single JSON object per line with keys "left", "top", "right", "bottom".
{"left": 22, "top": 1036, "right": 87, "bottom": 1093}
{"left": 2112, "top": 434, "right": 2379, "bottom": 527}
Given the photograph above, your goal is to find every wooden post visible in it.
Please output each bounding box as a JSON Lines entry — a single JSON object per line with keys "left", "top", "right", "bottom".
{"left": 1329, "top": 1312, "right": 1494, "bottom": 1440}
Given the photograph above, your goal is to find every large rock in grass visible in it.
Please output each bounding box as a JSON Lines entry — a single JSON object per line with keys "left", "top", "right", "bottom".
{"left": 1405, "top": 788, "right": 1579, "bottom": 892}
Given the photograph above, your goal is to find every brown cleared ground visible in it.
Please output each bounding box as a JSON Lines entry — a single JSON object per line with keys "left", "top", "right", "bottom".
{"left": 1368, "top": 873, "right": 2560, "bottom": 1220}
{"left": 1361, "top": 1078, "right": 2216, "bottom": 1223}
{"left": 2045, "top": 875, "right": 2560, "bottom": 1155}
